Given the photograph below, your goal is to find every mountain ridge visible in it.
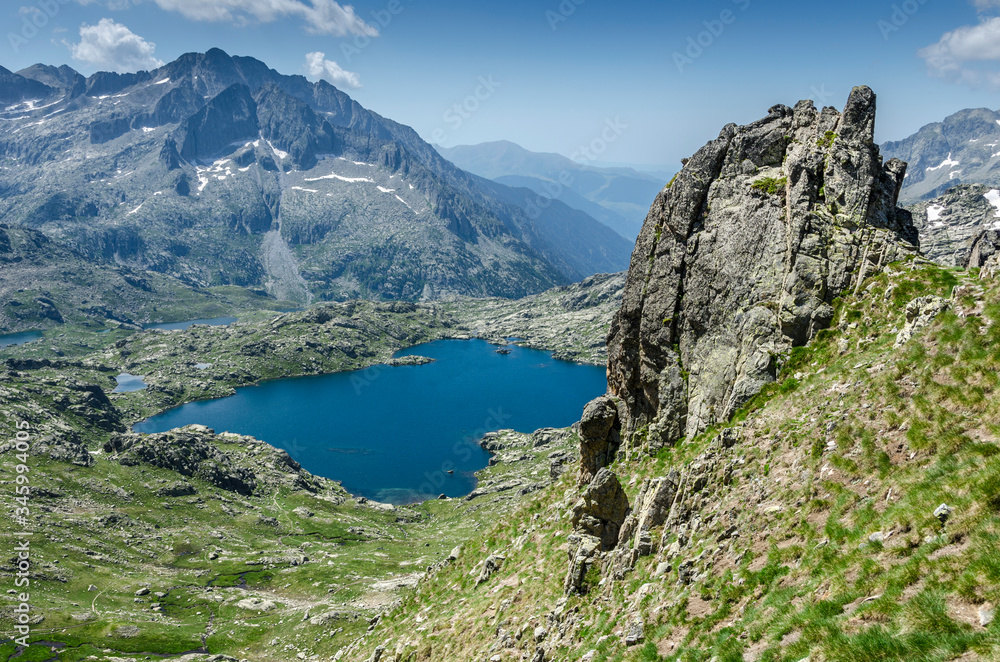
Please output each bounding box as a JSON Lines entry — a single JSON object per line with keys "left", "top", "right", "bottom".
{"left": 0, "top": 49, "right": 632, "bottom": 304}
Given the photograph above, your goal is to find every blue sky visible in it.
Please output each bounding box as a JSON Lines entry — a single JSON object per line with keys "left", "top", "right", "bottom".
{"left": 3, "top": 0, "right": 999, "bottom": 170}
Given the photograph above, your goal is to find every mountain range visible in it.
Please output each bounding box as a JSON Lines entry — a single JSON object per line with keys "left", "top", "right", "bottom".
{"left": 436, "top": 140, "right": 666, "bottom": 240}
{"left": 0, "top": 49, "right": 633, "bottom": 308}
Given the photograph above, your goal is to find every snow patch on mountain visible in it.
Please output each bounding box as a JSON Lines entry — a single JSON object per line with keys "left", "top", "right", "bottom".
{"left": 984, "top": 189, "right": 1000, "bottom": 218}
{"left": 304, "top": 173, "right": 374, "bottom": 184}
{"left": 927, "top": 154, "right": 960, "bottom": 172}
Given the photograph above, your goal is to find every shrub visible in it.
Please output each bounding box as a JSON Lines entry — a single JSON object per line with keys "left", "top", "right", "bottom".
{"left": 751, "top": 177, "right": 788, "bottom": 196}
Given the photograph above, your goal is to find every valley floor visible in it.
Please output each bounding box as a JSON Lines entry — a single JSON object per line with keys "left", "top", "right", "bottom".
{"left": 0, "top": 280, "right": 622, "bottom": 662}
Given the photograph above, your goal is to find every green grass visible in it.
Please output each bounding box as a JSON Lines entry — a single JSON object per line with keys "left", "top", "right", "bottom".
{"left": 751, "top": 176, "right": 788, "bottom": 196}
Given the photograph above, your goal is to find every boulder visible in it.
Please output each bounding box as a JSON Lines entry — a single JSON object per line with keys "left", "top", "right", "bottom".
{"left": 895, "top": 296, "right": 950, "bottom": 346}
{"left": 624, "top": 621, "right": 645, "bottom": 646}
{"left": 156, "top": 482, "right": 196, "bottom": 497}
{"left": 476, "top": 554, "right": 505, "bottom": 586}
{"left": 578, "top": 396, "right": 622, "bottom": 485}
{"left": 236, "top": 597, "right": 276, "bottom": 611}
{"left": 571, "top": 469, "right": 630, "bottom": 550}
{"left": 563, "top": 534, "right": 601, "bottom": 595}
{"left": 933, "top": 503, "right": 952, "bottom": 524}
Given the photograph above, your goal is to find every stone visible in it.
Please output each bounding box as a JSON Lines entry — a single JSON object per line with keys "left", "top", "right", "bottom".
{"left": 476, "top": 554, "right": 505, "bottom": 585}
{"left": 134, "top": 587, "right": 150, "bottom": 596}
{"left": 578, "top": 396, "right": 622, "bottom": 485}
{"left": 534, "top": 626, "right": 548, "bottom": 643}
{"left": 607, "top": 87, "right": 918, "bottom": 450}
{"left": 934, "top": 503, "right": 952, "bottom": 524}
{"left": 571, "top": 468, "right": 630, "bottom": 550}
{"left": 236, "top": 597, "right": 276, "bottom": 612}
{"left": 895, "top": 297, "right": 950, "bottom": 347}
{"left": 624, "top": 621, "right": 645, "bottom": 646}
{"left": 447, "top": 545, "right": 462, "bottom": 562}
{"left": 156, "top": 481, "right": 197, "bottom": 497}
{"left": 980, "top": 604, "right": 995, "bottom": 627}
{"left": 563, "top": 534, "right": 601, "bottom": 595}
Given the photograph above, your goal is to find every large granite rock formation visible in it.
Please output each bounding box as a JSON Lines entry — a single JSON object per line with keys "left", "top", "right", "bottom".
{"left": 607, "top": 87, "right": 919, "bottom": 452}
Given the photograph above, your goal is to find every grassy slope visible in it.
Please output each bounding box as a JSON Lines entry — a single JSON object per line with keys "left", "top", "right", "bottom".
{"left": 357, "top": 258, "right": 1000, "bottom": 662}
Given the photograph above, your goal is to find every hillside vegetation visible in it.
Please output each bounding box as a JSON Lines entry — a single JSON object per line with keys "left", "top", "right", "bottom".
{"left": 355, "top": 258, "right": 1000, "bottom": 662}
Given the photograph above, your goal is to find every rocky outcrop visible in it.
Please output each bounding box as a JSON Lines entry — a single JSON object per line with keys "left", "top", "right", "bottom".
{"left": 563, "top": 534, "right": 601, "bottom": 595}
{"left": 570, "top": 468, "right": 630, "bottom": 550}
{"left": 895, "top": 296, "right": 950, "bottom": 346}
{"left": 968, "top": 227, "right": 1000, "bottom": 269}
{"left": 578, "top": 396, "right": 621, "bottom": 485}
{"left": 607, "top": 87, "right": 918, "bottom": 453}
{"left": 159, "top": 137, "right": 181, "bottom": 170}
{"left": 107, "top": 427, "right": 258, "bottom": 495}
{"left": 608, "top": 472, "right": 679, "bottom": 577}
{"left": 104, "top": 425, "right": 327, "bottom": 496}
{"left": 907, "top": 184, "right": 1000, "bottom": 267}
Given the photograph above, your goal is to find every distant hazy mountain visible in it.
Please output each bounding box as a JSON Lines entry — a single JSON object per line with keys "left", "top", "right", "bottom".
{"left": 882, "top": 107, "right": 1000, "bottom": 204}
{"left": 0, "top": 50, "right": 632, "bottom": 304}
{"left": 435, "top": 141, "right": 668, "bottom": 240}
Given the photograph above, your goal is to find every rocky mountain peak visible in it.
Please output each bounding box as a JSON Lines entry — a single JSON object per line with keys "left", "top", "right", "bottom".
{"left": 605, "top": 86, "right": 918, "bottom": 454}
{"left": 175, "top": 82, "right": 259, "bottom": 162}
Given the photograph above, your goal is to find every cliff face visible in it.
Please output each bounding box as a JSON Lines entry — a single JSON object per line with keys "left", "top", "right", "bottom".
{"left": 906, "top": 183, "right": 1000, "bottom": 268}
{"left": 607, "top": 87, "right": 919, "bottom": 452}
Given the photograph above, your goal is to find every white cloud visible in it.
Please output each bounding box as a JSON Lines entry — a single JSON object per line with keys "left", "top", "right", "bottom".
{"left": 69, "top": 18, "right": 164, "bottom": 73}
{"left": 972, "top": 0, "right": 1000, "bottom": 10}
{"left": 920, "top": 16, "right": 1000, "bottom": 87}
{"left": 305, "top": 51, "right": 361, "bottom": 89}
{"left": 150, "top": 0, "right": 378, "bottom": 36}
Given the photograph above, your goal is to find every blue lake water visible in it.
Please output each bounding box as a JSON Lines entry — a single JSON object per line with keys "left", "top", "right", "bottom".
{"left": 133, "top": 339, "right": 607, "bottom": 503}
{"left": 143, "top": 317, "right": 237, "bottom": 331}
{"left": 113, "top": 373, "right": 148, "bottom": 393}
{"left": 0, "top": 331, "right": 42, "bottom": 349}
